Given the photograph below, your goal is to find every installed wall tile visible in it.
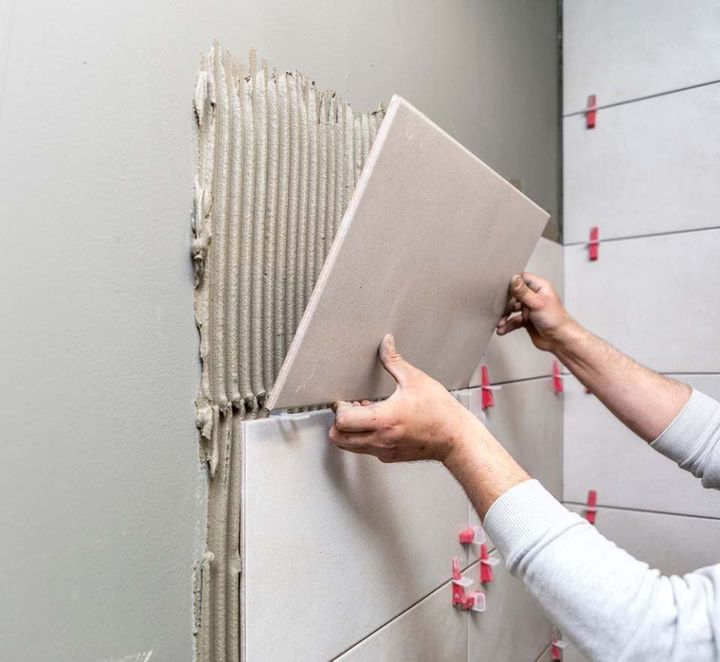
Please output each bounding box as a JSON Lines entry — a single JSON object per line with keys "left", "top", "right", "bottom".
{"left": 335, "top": 580, "right": 466, "bottom": 662}
{"left": 473, "top": 238, "right": 563, "bottom": 386}
{"left": 467, "top": 377, "right": 563, "bottom": 538}
{"left": 563, "top": 0, "right": 720, "bottom": 113}
{"left": 565, "top": 505, "right": 720, "bottom": 580}
{"left": 564, "top": 230, "right": 720, "bottom": 373}
{"left": 472, "top": 378, "right": 563, "bottom": 499}
{"left": 564, "top": 83, "right": 720, "bottom": 244}
{"left": 242, "top": 410, "right": 469, "bottom": 661}
{"left": 560, "top": 505, "right": 720, "bottom": 661}
{"left": 564, "top": 374, "right": 720, "bottom": 518}
{"left": 467, "top": 551, "right": 554, "bottom": 661}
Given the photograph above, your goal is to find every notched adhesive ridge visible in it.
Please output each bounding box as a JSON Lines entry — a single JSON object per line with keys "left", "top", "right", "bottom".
{"left": 192, "top": 43, "right": 384, "bottom": 661}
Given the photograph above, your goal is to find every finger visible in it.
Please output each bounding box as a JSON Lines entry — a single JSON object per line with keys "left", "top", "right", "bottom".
{"left": 496, "top": 314, "right": 526, "bottom": 335}
{"left": 510, "top": 274, "right": 543, "bottom": 310}
{"left": 334, "top": 399, "right": 386, "bottom": 432}
{"left": 360, "top": 400, "right": 372, "bottom": 406}
{"left": 329, "top": 429, "right": 382, "bottom": 453}
{"left": 378, "top": 334, "right": 417, "bottom": 386}
{"left": 502, "top": 295, "right": 519, "bottom": 318}
{"left": 521, "top": 272, "right": 550, "bottom": 293}
{"left": 333, "top": 442, "right": 378, "bottom": 456}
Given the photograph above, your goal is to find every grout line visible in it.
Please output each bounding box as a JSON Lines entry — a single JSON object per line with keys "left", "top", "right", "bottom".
{"left": 563, "top": 501, "right": 720, "bottom": 523}
{"left": 535, "top": 643, "right": 552, "bottom": 662}
{"left": 562, "top": 78, "right": 720, "bottom": 117}
{"left": 330, "top": 548, "right": 497, "bottom": 659}
{"left": 467, "top": 374, "right": 553, "bottom": 389}
{"left": 564, "top": 225, "right": 720, "bottom": 248}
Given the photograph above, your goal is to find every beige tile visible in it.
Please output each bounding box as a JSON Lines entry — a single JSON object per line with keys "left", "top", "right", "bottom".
{"left": 467, "top": 550, "right": 554, "bottom": 661}
{"left": 268, "top": 96, "right": 548, "bottom": 409}
{"left": 565, "top": 230, "right": 720, "bottom": 373}
{"left": 563, "top": 505, "right": 720, "bottom": 576}
{"left": 242, "top": 411, "right": 470, "bottom": 661}
{"left": 563, "top": 0, "right": 720, "bottom": 113}
{"left": 335, "top": 580, "right": 467, "bottom": 662}
{"left": 564, "top": 83, "right": 720, "bottom": 244}
{"left": 563, "top": 374, "right": 720, "bottom": 517}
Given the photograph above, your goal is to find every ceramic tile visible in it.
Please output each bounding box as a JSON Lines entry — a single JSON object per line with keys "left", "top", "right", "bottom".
{"left": 564, "top": 230, "right": 720, "bottom": 373}
{"left": 564, "top": 83, "right": 720, "bottom": 244}
{"left": 467, "top": 550, "right": 554, "bottom": 661}
{"left": 563, "top": 0, "right": 720, "bottom": 113}
{"left": 564, "top": 505, "right": 720, "bottom": 576}
{"left": 563, "top": 374, "right": 720, "bottom": 518}
{"left": 467, "top": 377, "right": 563, "bottom": 545}
{"left": 473, "top": 238, "right": 563, "bottom": 386}
{"left": 267, "top": 96, "right": 548, "bottom": 409}
{"left": 470, "top": 378, "right": 563, "bottom": 500}
{"left": 242, "top": 410, "right": 469, "bottom": 661}
{"left": 335, "top": 580, "right": 466, "bottom": 662}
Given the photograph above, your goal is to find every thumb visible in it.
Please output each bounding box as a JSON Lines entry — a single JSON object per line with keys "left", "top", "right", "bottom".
{"left": 510, "top": 274, "right": 543, "bottom": 310}
{"left": 378, "top": 334, "right": 414, "bottom": 386}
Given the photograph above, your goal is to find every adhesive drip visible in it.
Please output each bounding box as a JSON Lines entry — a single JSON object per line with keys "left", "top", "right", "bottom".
{"left": 191, "top": 44, "right": 385, "bottom": 662}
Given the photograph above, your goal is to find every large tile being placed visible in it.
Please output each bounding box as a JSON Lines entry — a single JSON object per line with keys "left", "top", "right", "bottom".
{"left": 563, "top": 0, "right": 720, "bottom": 113}
{"left": 335, "top": 580, "right": 466, "bottom": 662}
{"left": 242, "top": 410, "right": 469, "bottom": 661}
{"left": 268, "top": 96, "right": 547, "bottom": 409}
{"left": 564, "top": 83, "right": 720, "bottom": 244}
{"left": 563, "top": 374, "right": 720, "bottom": 518}
{"left": 467, "top": 550, "right": 553, "bottom": 661}
{"left": 564, "top": 230, "right": 720, "bottom": 373}
{"left": 473, "top": 238, "right": 563, "bottom": 386}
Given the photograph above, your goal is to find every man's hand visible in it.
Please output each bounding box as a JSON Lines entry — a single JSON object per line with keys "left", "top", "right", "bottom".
{"left": 329, "top": 334, "right": 480, "bottom": 464}
{"left": 329, "top": 334, "right": 530, "bottom": 516}
{"left": 496, "top": 272, "right": 573, "bottom": 352}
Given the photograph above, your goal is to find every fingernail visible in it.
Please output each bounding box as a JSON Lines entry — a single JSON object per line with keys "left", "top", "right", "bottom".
{"left": 511, "top": 274, "right": 522, "bottom": 289}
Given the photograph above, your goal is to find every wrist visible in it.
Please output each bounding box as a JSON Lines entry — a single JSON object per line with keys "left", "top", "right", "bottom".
{"left": 546, "top": 318, "right": 584, "bottom": 355}
{"left": 442, "top": 409, "right": 487, "bottom": 469}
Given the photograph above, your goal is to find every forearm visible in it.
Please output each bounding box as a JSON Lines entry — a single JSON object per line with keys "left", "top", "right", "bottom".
{"left": 552, "top": 320, "right": 691, "bottom": 442}
{"left": 443, "top": 414, "right": 530, "bottom": 518}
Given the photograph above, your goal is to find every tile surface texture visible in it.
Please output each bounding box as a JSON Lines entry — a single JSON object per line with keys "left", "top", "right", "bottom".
{"left": 474, "top": 237, "right": 563, "bottom": 385}
{"left": 268, "top": 96, "right": 548, "bottom": 409}
{"left": 335, "top": 580, "right": 466, "bottom": 661}
{"left": 564, "top": 83, "right": 720, "bottom": 244}
{"left": 563, "top": 374, "right": 720, "bottom": 518}
{"left": 242, "top": 410, "right": 469, "bottom": 661}
{"left": 564, "top": 229, "right": 720, "bottom": 373}
{"left": 467, "top": 551, "right": 554, "bottom": 662}
{"left": 563, "top": 0, "right": 720, "bottom": 113}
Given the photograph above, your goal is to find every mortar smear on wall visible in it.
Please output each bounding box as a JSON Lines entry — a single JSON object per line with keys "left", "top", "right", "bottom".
{"left": 192, "top": 43, "right": 384, "bottom": 661}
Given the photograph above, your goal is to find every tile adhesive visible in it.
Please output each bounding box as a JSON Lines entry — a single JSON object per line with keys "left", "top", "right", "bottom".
{"left": 191, "top": 44, "right": 384, "bottom": 661}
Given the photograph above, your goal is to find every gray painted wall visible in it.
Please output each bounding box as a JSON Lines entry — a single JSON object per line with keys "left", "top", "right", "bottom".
{"left": 0, "top": 1, "right": 558, "bottom": 659}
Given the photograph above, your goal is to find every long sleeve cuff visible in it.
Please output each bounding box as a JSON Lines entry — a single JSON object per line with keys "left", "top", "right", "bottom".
{"left": 651, "top": 389, "right": 720, "bottom": 488}
{"left": 651, "top": 389, "right": 717, "bottom": 463}
{"left": 483, "top": 479, "right": 578, "bottom": 568}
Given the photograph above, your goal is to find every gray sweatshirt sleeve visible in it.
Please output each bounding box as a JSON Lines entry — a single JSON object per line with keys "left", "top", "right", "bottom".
{"left": 483, "top": 390, "right": 720, "bottom": 661}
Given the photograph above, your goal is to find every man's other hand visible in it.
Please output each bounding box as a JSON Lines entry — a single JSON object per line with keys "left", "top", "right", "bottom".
{"left": 496, "top": 272, "right": 573, "bottom": 352}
